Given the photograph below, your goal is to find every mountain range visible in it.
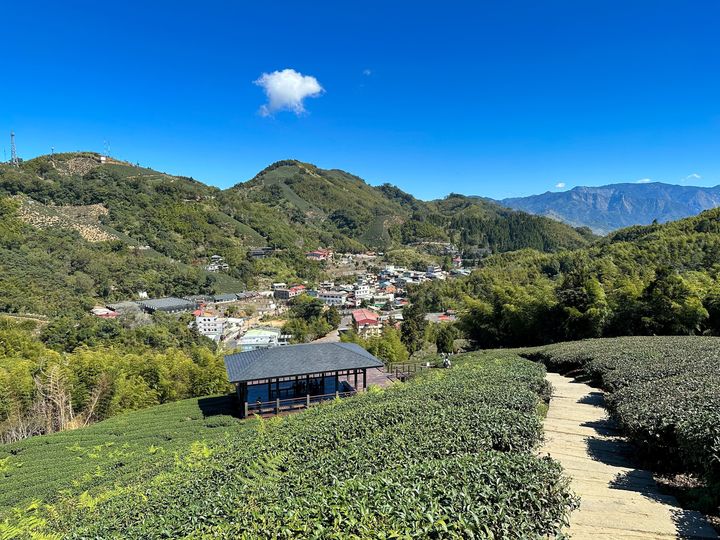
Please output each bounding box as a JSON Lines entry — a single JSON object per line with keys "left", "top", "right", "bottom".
{"left": 500, "top": 182, "right": 720, "bottom": 234}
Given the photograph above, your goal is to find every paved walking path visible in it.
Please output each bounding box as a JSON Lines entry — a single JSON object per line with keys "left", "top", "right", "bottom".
{"left": 542, "top": 372, "right": 717, "bottom": 539}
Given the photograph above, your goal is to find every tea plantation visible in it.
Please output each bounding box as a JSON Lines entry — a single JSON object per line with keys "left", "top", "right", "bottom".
{"left": 522, "top": 336, "right": 720, "bottom": 507}
{"left": 0, "top": 394, "right": 248, "bottom": 515}
{"left": 1, "top": 352, "right": 577, "bottom": 539}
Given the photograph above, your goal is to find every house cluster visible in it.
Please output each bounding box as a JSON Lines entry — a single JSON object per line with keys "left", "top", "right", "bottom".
{"left": 270, "top": 263, "right": 465, "bottom": 315}
{"left": 97, "top": 291, "right": 284, "bottom": 347}
{"left": 204, "top": 254, "right": 229, "bottom": 273}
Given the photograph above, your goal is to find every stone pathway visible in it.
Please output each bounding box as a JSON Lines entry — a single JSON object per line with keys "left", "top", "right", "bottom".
{"left": 542, "top": 372, "right": 718, "bottom": 539}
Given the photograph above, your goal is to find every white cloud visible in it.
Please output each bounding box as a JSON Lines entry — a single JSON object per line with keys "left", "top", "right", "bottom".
{"left": 555, "top": 182, "right": 566, "bottom": 189}
{"left": 254, "top": 69, "right": 324, "bottom": 116}
{"left": 636, "top": 178, "right": 652, "bottom": 184}
{"left": 363, "top": 68, "right": 372, "bottom": 76}
{"left": 683, "top": 173, "right": 701, "bottom": 182}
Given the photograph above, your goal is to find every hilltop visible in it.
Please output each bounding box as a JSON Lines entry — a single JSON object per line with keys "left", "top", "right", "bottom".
{"left": 501, "top": 182, "right": 720, "bottom": 234}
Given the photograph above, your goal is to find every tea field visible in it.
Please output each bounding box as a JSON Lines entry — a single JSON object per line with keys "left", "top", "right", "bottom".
{"left": 0, "top": 394, "right": 247, "bottom": 515}
{"left": 522, "top": 336, "right": 720, "bottom": 507}
{"left": 1, "top": 352, "right": 577, "bottom": 539}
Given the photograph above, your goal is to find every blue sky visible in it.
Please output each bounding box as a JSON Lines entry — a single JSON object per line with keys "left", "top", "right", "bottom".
{"left": 2, "top": 1, "right": 719, "bottom": 199}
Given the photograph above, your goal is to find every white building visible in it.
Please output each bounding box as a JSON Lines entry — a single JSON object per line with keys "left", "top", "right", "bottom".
{"left": 238, "top": 327, "right": 290, "bottom": 351}
{"left": 195, "top": 312, "right": 224, "bottom": 341}
{"left": 318, "top": 290, "right": 348, "bottom": 306}
{"left": 354, "top": 283, "right": 373, "bottom": 300}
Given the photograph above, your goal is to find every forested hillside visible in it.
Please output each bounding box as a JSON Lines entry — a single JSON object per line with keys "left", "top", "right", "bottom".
{"left": 0, "top": 316, "right": 228, "bottom": 444}
{"left": 0, "top": 153, "right": 593, "bottom": 315}
{"left": 410, "top": 208, "right": 720, "bottom": 347}
{"left": 0, "top": 197, "right": 227, "bottom": 317}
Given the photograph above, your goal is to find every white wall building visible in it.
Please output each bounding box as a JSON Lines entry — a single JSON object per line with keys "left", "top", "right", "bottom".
{"left": 354, "top": 283, "right": 373, "bottom": 299}
{"left": 318, "top": 290, "right": 348, "bottom": 306}
{"left": 196, "top": 313, "right": 224, "bottom": 341}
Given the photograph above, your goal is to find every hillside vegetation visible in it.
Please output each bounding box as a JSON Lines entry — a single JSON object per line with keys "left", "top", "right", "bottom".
{"left": 0, "top": 316, "right": 228, "bottom": 444}
{"left": 0, "top": 197, "right": 234, "bottom": 317}
{"left": 0, "top": 353, "right": 577, "bottom": 538}
{"left": 411, "top": 208, "right": 720, "bottom": 347}
{"left": 0, "top": 153, "right": 594, "bottom": 316}
{"left": 0, "top": 394, "right": 244, "bottom": 512}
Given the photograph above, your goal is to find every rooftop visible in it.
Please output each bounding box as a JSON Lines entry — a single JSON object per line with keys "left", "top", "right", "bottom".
{"left": 224, "top": 342, "right": 384, "bottom": 383}
{"left": 243, "top": 327, "right": 282, "bottom": 338}
{"left": 138, "top": 297, "right": 195, "bottom": 311}
{"left": 352, "top": 309, "right": 379, "bottom": 324}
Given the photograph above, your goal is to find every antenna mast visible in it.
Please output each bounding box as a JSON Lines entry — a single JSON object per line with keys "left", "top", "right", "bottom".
{"left": 10, "top": 132, "right": 19, "bottom": 167}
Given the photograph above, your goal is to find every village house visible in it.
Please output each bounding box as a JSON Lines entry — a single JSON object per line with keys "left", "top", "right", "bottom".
{"left": 317, "top": 290, "right": 348, "bottom": 306}
{"left": 306, "top": 249, "right": 332, "bottom": 261}
{"left": 352, "top": 308, "right": 383, "bottom": 338}
{"left": 194, "top": 310, "right": 224, "bottom": 341}
{"left": 274, "top": 285, "right": 307, "bottom": 301}
{"left": 205, "top": 255, "right": 229, "bottom": 273}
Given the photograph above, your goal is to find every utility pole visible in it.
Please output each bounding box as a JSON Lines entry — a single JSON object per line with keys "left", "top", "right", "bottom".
{"left": 10, "top": 131, "right": 19, "bottom": 167}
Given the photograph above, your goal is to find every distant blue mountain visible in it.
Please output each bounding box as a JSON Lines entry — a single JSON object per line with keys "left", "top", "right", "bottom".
{"left": 500, "top": 182, "right": 720, "bottom": 235}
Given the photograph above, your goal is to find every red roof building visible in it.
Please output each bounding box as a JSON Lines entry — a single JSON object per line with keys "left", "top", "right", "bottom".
{"left": 306, "top": 249, "right": 332, "bottom": 261}
{"left": 352, "top": 309, "right": 382, "bottom": 338}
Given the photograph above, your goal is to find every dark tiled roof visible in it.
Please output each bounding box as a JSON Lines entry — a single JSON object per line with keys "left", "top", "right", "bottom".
{"left": 213, "top": 293, "right": 238, "bottom": 302}
{"left": 138, "top": 297, "right": 196, "bottom": 311}
{"left": 224, "top": 343, "right": 384, "bottom": 383}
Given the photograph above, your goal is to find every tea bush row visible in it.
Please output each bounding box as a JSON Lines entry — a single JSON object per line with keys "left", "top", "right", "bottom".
{"left": 0, "top": 395, "right": 246, "bottom": 513}
{"left": 522, "top": 336, "right": 720, "bottom": 494}
{"left": 34, "top": 352, "right": 576, "bottom": 539}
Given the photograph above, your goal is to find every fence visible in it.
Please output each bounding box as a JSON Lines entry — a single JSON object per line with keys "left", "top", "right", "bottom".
{"left": 386, "top": 362, "right": 432, "bottom": 381}
{"left": 245, "top": 390, "right": 356, "bottom": 417}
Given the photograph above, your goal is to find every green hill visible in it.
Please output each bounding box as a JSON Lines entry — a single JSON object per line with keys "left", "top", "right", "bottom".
{"left": 411, "top": 207, "right": 720, "bottom": 347}
{"left": 226, "top": 159, "right": 595, "bottom": 253}
{"left": 0, "top": 153, "right": 594, "bottom": 316}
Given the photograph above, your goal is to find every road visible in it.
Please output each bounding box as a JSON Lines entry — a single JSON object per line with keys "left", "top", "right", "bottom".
{"left": 312, "top": 315, "right": 351, "bottom": 343}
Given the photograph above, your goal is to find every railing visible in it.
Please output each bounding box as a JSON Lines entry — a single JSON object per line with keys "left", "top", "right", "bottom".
{"left": 244, "top": 391, "right": 356, "bottom": 417}
{"left": 386, "top": 362, "right": 432, "bottom": 381}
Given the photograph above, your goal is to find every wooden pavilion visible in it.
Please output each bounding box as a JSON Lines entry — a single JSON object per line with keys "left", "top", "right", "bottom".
{"left": 224, "top": 342, "right": 384, "bottom": 417}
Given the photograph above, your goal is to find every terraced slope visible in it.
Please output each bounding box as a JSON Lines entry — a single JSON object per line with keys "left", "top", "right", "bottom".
{"left": 0, "top": 395, "right": 246, "bottom": 513}
{"left": 0, "top": 353, "right": 578, "bottom": 538}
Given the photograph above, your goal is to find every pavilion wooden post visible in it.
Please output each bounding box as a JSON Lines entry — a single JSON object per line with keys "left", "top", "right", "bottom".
{"left": 306, "top": 394, "right": 310, "bottom": 408}
{"left": 275, "top": 398, "right": 280, "bottom": 415}
{"left": 353, "top": 369, "right": 358, "bottom": 391}
{"left": 363, "top": 368, "right": 367, "bottom": 390}
{"left": 243, "top": 401, "right": 248, "bottom": 418}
